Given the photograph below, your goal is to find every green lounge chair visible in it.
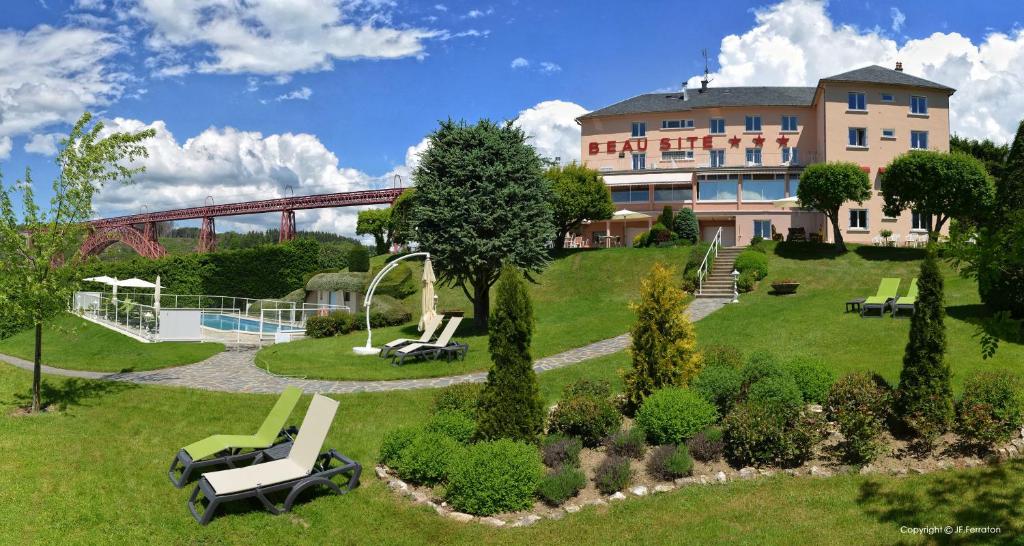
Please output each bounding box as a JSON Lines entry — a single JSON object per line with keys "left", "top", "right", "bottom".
{"left": 168, "top": 387, "right": 303, "bottom": 488}
{"left": 893, "top": 278, "right": 918, "bottom": 317}
{"left": 861, "top": 278, "right": 901, "bottom": 317}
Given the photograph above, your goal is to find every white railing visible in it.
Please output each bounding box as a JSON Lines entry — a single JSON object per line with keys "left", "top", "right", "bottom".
{"left": 697, "top": 227, "right": 723, "bottom": 295}
{"left": 78, "top": 294, "right": 160, "bottom": 342}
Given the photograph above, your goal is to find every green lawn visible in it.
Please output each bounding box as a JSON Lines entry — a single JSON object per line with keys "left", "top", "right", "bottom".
{"left": 0, "top": 313, "right": 224, "bottom": 373}
{"left": 257, "top": 247, "right": 694, "bottom": 381}
{"left": 2, "top": 353, "right": 1023, "bottom": 545}
{"left": 695, "top": 243, "right": 1024, "bottom": 392}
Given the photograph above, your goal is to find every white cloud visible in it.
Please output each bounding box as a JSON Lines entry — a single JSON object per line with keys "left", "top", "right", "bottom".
{"left": 510, "top": 57, "right": 529, "bottom": 69}
{"left": 890, "top": 7, "right": 906, "bottom": 33}
{"left": 438, "top": 29, "right": 489, "bottom": 41}
{"left": 276, "top": 87, "right": 313, "bottom": 101}
{"left": 513, "top": 100, "right": 589, "bottom": 164}
{"left": 0, "top": 137, "right": 11, "bottom": 160}
{"left": 24, "top": 133, "right": 63, "bottom": 156}
{"left": 74, "top": 0, "right": 106, "bottom": 10}
{"left": 434, "top": 4, "right": 447, "bottom": 11}
{"left": 539, "top": 61, "right": 561, "bottom": 73}
{"left": 688, "top": 0, "right": 1024, "bottom": 142}
{"left": 464, "top": 9, "right": 491, "bottom": 18}
{"left": 130, "top": 0, "right": 443, "bottom": 76}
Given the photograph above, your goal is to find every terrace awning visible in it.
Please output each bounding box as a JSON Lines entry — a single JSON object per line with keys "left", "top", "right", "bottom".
{"left": 603, "top": 172, "right": 693, "bottom": 186}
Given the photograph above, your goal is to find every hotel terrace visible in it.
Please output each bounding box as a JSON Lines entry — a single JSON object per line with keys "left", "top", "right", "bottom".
{"left": 575, "top": 64, "right": 953, "bottom": 247}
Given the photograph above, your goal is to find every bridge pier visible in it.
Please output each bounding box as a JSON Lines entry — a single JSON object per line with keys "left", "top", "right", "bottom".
{"left": 279, "top": 210, "right": 296, "bottom": 242}
{"left": 142, "top": 221, "right": 158, "bottom": 244}
{"left": 198, "top": 217, "right": 217, "bottom": 253}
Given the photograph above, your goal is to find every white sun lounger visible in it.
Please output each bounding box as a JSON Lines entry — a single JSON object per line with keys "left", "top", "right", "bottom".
{"left": 391, "top": 316, "right": 464, "bottom": 366}
{"left": 378, "top": 314, "right": 444, "bottom": 357}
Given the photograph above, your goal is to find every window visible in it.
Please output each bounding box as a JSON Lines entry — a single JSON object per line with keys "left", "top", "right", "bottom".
{"left": 781, "top": 147, "right": 799, "bottom": 165}
{"left": 781, "top": 115, "right": 799, "bottom": 132}
{"left": 745, "top": 148, "right": 762, "bottom": 166}
{"left": 632, "top": 153, "right": 646, "bottom": 170}
{"left": 698, "top": 174, "right": 739, "bottom": 201}
{"left": 710, "top": 118, "right": 726, "bottom": 134}
{"left": 848, "top": 127, "right": 867, "bottom": 147}
{"left": 631, "top": 121, "right": 646, "bottom": 138}
{"left": 661, "top": 119, "right": 694, "bottom": 129}
{"left": 662, "top": 150, "right": 694, "bottom": 162}
{"left": 911, "top": 131, "right": 929, "bottom": 149}
{"left": 882, "top": 128, "right": 896, "bottom": 139}
{"left": 848, "top": 92, "right": 867, "bottom": 111}
{"left": 611, "top": 185, "right": 649, "bottom": 203}
{"left": 745, "top": 115, "right": 762, "bottom": 132}
{"left": 653, "top": 184, "right": 692, "bottom": 202}
{"left": 881, "top": 93, "right": 894, "bottom": 102}
{"left": 753, "top": 220, "right": 772, "bottom": 239}
{"left": 911, "top": 95, "right": 928, "bottom": 115}
{"left": 709, "top": 149, "right": 725, "bottom": 167}
{"left": 743, "top": 174, "right": 785, "bottom": 201}
{"left": 849, "top": 209, "right": 868, "bottom": 230}
{"left": 789, "top": 178, "right": 799, "bottom": 197}
{"left": 912, "top": 211, "right": 933, "bottom": 231}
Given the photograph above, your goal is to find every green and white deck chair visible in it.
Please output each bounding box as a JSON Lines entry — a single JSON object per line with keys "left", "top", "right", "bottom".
{"left": 893, "top": 278, "right": 919, "bottom": 317}
{"left": 188, "top": 394, "right": 361, "bottom": 526}
{"left": 168, "top": 387, "right": 302, "bottom": 488}
{"left": 378, "top": 314, "right": 444, "bottom": 358}
{"left": 391, "top": 316, "right": 464, "bottom": 366}
{"left": 861, "top": 278, "right": 901, "bottom": 318}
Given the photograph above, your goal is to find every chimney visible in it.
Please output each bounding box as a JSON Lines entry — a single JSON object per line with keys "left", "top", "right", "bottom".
{"left": 895, "top": 61, "right": 903, "bottom": 72}
{"left": 700, "top": 78, "right": 709, "bottom": 93}
{"left": 681, "top": 84, "right": 689, "bottom": 101}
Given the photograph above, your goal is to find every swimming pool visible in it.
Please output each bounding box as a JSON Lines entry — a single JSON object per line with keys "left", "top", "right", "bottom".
{"left": 201, "top": 313, "right": 289, "bottom": 333}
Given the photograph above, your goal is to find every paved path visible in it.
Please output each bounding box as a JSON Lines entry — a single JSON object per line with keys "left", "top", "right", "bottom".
{"left": 0, "top": 297, "right": 732, "bottom": 394}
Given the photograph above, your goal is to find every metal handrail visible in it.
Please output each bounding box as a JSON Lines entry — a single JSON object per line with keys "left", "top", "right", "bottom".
{"left": 697, "top": 227, "right": 722, "bottom": 295}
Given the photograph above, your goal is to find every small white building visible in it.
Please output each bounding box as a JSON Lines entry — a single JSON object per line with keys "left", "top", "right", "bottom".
{"left": 304, "top": 272, "right": 367, "bottom": 313}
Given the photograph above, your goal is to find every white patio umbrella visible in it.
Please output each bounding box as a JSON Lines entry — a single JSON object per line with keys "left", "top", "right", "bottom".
{"left": 83, "top": 275, "right": 117, "bottom": 284}
{"left": 154, "top": 275, "right": 162, "bottom": 317}
{"left": 117, "top": 277, "right": 159, "bottom": 289}
{"left": 418, "top": 257, "right": 438, "bottom": 332}
{"left": 772, "top": 196, "right": 801, "bottom": 209}
{"left": 610, "top": 209, "right": 651, "bottom": 220}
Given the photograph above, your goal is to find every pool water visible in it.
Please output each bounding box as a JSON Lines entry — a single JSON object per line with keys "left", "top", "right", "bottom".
{"left": 201, "top": 314, "right": 285, "bottom": 333}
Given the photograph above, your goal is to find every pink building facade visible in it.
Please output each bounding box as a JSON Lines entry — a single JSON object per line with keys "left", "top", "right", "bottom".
{"left": 576, "top": 64, "right": 954, "bottom": 247}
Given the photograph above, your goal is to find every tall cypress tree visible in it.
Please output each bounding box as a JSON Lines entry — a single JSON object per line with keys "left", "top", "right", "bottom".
{"left": 896, "top": 247, "right": 954, "bottom": 446}
{"left": 476, "top": 265, "right": 544, "bottom": 442}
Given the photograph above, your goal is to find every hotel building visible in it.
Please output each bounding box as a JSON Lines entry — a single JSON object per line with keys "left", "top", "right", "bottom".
{"left": 576, "top": 64, "right": 953, "bottom": 247}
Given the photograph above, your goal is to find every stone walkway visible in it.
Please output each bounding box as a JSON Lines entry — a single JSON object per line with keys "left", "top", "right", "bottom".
{"left": 0, "top": 297, "right": 732, "bottom": 394}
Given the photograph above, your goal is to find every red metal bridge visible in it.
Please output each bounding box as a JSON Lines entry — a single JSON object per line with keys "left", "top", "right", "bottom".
{"left": 81, "top": 188, "right": 404, "bottom": 259}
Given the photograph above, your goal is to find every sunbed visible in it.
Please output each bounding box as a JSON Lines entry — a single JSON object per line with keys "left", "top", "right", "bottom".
{"left": 391, "top": 316, "right": 464, "bottom": 366}
{"left": 188, "top": 394, "right": 361, "bottom": 525}
{"left": 892, "top": 278, "right": 919, "bottom": 317}
{"left": 378, "top": 315, "right": 444, "bottom": 357}
{"left": 860, "top": 278, "right": 901, "bottom": 318}
{"left": 168, "top": 387, "right": 302, "bottom": 488}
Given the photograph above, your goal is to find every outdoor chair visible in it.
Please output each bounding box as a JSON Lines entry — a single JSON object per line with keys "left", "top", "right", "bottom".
{"left": 917, "top": 232, "right": 929, "bottom": 247}
{"left": 892, "top": 278, "right": 919, "bottom": 317}
{"left": 391, "top": 316, "right": 463, "bottom": 366}
{"left": 871, "top": 236, "right": 883, "bottom": 246}
{"left": 187, "top": 394, "right": 361, "bottom": 526}
{"left": 378, "top": 315, "right": 444, "bottom": 357}
{"left": 168, "top": 387, "right": 303, "bottom": 488}
{"left": 905, "top": 233, "right": 918, "bottom": 247}
{"left": 860, "top": 278, "right": 901, "bottom": 318}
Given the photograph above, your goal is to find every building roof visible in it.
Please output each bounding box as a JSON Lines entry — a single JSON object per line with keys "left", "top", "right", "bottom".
{"left": 578, "top": 87, "right": 816, "bottom": 119}
{"left": 818, "top": 64, "right": 955, "bottom": 92}
{"left": 305, "top": 271, "right": 368, "bottom": 293}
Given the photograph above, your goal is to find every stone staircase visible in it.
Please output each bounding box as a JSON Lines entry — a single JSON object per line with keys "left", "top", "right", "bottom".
{"left": 696, "top": 246, "right": 743, "bottom": 298}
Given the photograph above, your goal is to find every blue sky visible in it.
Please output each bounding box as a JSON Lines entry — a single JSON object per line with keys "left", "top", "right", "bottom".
{"left": 1, "top": 0, "right": 1022, "bottom": 234}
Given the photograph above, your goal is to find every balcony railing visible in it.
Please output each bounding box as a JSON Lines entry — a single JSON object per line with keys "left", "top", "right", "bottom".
{"left": 594, "top": 151, "right": 819, "bottom": 173}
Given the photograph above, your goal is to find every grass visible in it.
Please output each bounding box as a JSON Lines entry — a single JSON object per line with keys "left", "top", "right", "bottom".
{"left": 3, "top": 353, "right": 1024, "bottom": 545}
{"left": 0, "top": 313, "right": 224, "bottom": 373}
{"left": 256, "top": 247, "right": 694, "bottom": 381}
{"left": 694, "top": 242, "right": 1024, "bottom": 392}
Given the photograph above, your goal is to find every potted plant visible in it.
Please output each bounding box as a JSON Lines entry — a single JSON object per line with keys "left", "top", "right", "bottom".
{"left": 880, "top": 229, "right": 893, "bottom": 246}
{"left": 770, "top": 279, "right": 800, "bottom": 295}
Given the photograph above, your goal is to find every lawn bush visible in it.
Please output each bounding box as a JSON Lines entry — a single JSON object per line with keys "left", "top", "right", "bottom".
{"left": 737, "top": 270, "right": 757, "bottom": 293}
{"left": 783, "top": 356, "right": 835, "bottom": 404}
{"left": 692, "top": 364, "right": 744, "bottom": 414}
{"left": 541, "top": 435, "right": 583, "bottom": 468}
{"left": 723, "top": 402, "right": 821, "bottom": 467}
{"left": 634, "top": 388, "right": 719, "bottom": 445}
{"left": 562, "top": 379, "right": 613, "bottom": 400}
{"left": 607, "top": 427, "right": 646, "bottom": 459}
{"left": 648, "top": 222, "right": 672, "bottom": 245}
{"left": 702, "top": 345, "right": 743, "bottom": 370}
{"left": 593, "top": 455, "right": 632, "bottom": 494}
{"left": 646, "top": 444, "right": 694, "bottom": 480}
{"left": 682, "top": 241, "right": 712, "bottom": 291}
{"left": 827, "top": 372, "right": 891, "bottom": 464}
{"left": 432, "top": 383, "right": 482, "bottom": 417}
{"left": 378, "top": 426, "right": 420, "bottom": 466}
{"left": 674, "top": 208, "right": 699, "bottom": 243}
{"left": 548, "top": 394, "right": 622, "bottom": 447}
{"left": 366, "top": 295, "right": 412, "bottom": 327}
{"left": 734, "top": 249, "right": 768, "bottom": 280}
{"left": 741, "top": 350, "right": 786, "bottom": 387}
{"left": 305, "top": 315, "right": 338, "bottom": 338}
{"left": 958, "top": 371, "right": 1024, "bottom": 450}
{"left": 445, "top": 439, "right": 544, "bottom": 516}
{"left": 633, "top": 231, "right": 650, "bottom": 248}
{"left": 394, "top": 431, "right": 466, "bottom": 485}
{"left": 686, "top": 427, "right": 725, "bottom": 462}
{"left": 537, "top": 466, "right": 587, "bottom": 506}
{"left": 424, "top": 411, "right": 477, "bottom": 444}
{"left": 747, "top": 374, "right": 805, "bottom": 419}
{"left": 328, "top": 311, "right": 357, "bottom": 334}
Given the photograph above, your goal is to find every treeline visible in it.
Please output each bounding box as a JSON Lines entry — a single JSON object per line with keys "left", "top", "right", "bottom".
{"left": 166, "top": 227, "right": 359, "bottom": 249}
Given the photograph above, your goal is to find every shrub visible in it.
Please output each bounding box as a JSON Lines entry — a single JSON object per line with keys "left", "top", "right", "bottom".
{"left": 723, "top": 402, "right": 821, "bottom": 467}
{"left": 647, "top": 222, "right": 672, "bottom": 245}
{"left": 635, "top": 388, "right": 719, "bottom": 445}
{"left": 445, "top": 439, "right": 544, "bottom": 516}
{"left": 684, "top": 241, "right": 712, "bottom": 274}
{"left": 394, "top": 431, "right": 466, "bottom": 485}
{"left": 607, "top": 427, "right": 646, "bottom": 459}
{"left": 734, "top": 250, "right": 768, "bottom": 280}
{"left": 782, "top": 356, "right": 835, "bottom": 404}
{"left": 827, "top": 372, "right": 891, "bottom": 464}
{"left": 737, "top": 270, "right": 756, "bottom": 293}
{"left": 633, "top": 231, "right": 650, "bottom": 248}
{"left": 593, "top": 455, "right": 632, "bottom": 494}
{"left": 750, "top": 235, "right": 765, "bottom": 246}
{"left": 562, "top": 379, "right": 612, "bottom": 400}
{"left": 433, "top": 383, "right": 482, "bottom": 418}
{"left": 958, "top": 371, "right": 1024, "bottom": 450}
{"left": 328, "top": 311, "right": 357, "bottom": 334}
{"left": 741, "top": 351, "right": 785, "bottom": 387}
{"left": 537, "top": 466, "right": 587, "bottom": 506}
{"left": 548, "top": 394, "right": 622, "bottom": 447}
{"left": 692, "top": 364, "right": 744, "bottom": 414}
{"left": 702, "top": 345, "right": 743, "bottom": 370}
{"left": 673, "top": 208, "right": 699, "bottom": 243}
{"left": 425, "top": 411, "right": 477, "bottom": 444}
{"left": 305, "top": 315, "right": 338, "bottom": 338}
{"left": 647, "top": 444, "right": 694, "bottom": 480}
{"left": 378, "top": 426, "right": 420, "bottom": 466}
{"left": 686, "top": 427, "right": 725, "bottom": 462}
{"left": 367, "top": 295, "right": 412, "bottom": 327}
{"left": 747, "top": 374, "right": 805, "bottom": 419}
{"left": 541, "top": 435, "right": 583, "bottom": 468}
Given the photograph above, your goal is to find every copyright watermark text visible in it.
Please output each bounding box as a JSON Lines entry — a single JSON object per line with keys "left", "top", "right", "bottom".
{"left": 900, "top": 525, "right": 1001, "bottom": 536}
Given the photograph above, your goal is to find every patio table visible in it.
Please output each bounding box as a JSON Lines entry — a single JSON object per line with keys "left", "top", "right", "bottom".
{"left": 845, "top": 297, "right": 865, "bottom": 313}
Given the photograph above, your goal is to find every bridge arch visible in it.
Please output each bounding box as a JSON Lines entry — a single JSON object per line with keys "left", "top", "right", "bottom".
{"left": 80, "top": 225, "right": 167, "bottom": 259}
